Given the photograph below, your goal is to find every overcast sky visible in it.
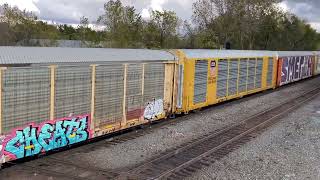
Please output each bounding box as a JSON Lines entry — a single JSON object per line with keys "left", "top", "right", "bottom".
{"left": 0, "top": 0, "right": 319, "bottom": 31}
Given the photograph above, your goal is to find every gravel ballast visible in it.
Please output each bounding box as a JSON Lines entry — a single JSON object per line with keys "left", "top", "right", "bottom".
{"left": 188, "top": 88, "right": 320, "bottom": 180}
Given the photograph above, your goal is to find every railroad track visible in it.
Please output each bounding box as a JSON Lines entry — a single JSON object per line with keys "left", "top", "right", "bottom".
{"left": 7, "top": 156, "right": 119, "bottom": 180}
{"left": 2, "top": 78, "right": 320, "bottom": 179}
{"left": 116, "top": 86, "right": 320, "bottom": 180}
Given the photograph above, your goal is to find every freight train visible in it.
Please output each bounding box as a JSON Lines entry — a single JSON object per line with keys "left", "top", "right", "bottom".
{"left": 0, "top": 47, "right": 319, "bottom": 165}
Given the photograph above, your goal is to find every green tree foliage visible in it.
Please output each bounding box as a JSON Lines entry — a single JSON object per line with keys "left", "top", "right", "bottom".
{"left": 97, "top": 0, "right": 181, "bottom": 49}
{"left": 144, "top": 10, "right": 180, "bottom": 48}
{"left": 58, "top": 24, "right": 78, "bottom": 40}
{"left": 0, "top": 2, "right": 319, "bottom": 50}
{"left": 98, "top": 0, "right": 144, "bottom": 48}
{"left": 0, "top": 4, "right": 104, "bottom": 46}
{"left": 192, "top": 0, "right": 320, "bottom": 50}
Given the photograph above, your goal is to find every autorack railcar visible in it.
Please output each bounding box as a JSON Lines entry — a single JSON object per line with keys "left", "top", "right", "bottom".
{"left": 314, "top": 51, "right": 320, "bottom": 75}
{"left": 0, "top": 47, "right": 177, "bottom": 163}
{"left": 0, "top": 47, "right": 318, "bottom": 165}
{"left": 276, "top": 51, "right": 315, "bottom": 86}
{"left": 173, "top": 49, "right": 278, "bottom": 113}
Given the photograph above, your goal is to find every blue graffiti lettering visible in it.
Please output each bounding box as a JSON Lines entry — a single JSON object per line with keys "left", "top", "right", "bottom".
{"left": 3, "top": 115, "right": 91, "bottom": 160}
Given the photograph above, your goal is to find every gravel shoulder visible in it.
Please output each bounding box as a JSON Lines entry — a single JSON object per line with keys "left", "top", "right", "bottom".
{"left": 188, "top": 86, "right": 320, "bottom": 180}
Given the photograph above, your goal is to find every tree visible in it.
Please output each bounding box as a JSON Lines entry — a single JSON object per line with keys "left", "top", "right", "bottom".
{"left": 58, "top": 24, "right": 78, "bottom": 40}
{"left": 192, "top": 0, "right": 319, "bottom": 50}
{"left": 144, "top": 10, "right": 180, "bottom": 48}
{"left": 78, "top": 16, "right": 89, "bottom": 44}
{"left": 0, "top": 3, "right": 60, "bottom": 46}
{"left": 98, "top": 0, "right": 144, "bottom": 48}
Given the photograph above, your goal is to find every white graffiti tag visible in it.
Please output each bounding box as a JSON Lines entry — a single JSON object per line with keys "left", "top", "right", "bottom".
{"left": 0, "top": 135, "right": 5, "bottom": 163}
{"left": 144, "top": 99, "right": 164, "bottom": 120}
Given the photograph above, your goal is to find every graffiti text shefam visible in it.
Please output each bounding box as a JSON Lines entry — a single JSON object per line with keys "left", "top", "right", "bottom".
{"left": 2, "top": 114, "right": 92, "bottom": 160}
{"left": 280, "top": 56, "right": 313, "bottom": 85}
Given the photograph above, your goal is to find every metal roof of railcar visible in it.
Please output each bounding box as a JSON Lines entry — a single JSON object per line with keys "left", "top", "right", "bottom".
{"left": 277, "top": 51, "right": 315, "bottom": 57}
{"left": 0, "top": 47, "right": 175, "bottom": 64}
{"left": 179, "top": 49, "right": 277, "bottom": 59}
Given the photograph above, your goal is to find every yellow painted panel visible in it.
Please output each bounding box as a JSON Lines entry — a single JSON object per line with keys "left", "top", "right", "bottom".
{"left": 207, "top": 59, "right": 217, "bottom": 105}
{"left": 90, "top": 65, "right": 97, "bottom": 130}
{"left": 49, "top": 65, "right": 57, "bottom": 120}
{"left": 0, "top": 68, "right": 5, "bottom": 135}
{"left": 272, "top": 57, "right": 278, "bottom": 88}
{"left": 261, "top": 56, "right": 268, "bottom": 89}
{"left": 164, "top": 63, "right": 175, "bottom": 113}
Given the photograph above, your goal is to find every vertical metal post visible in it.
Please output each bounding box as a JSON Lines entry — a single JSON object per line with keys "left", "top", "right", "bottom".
{"left": 236, "top": 58, "right": 240, "bottom": 94}
{"left": 254, "top": 58, "right": 258, "bottom": 88}
{"left": 246, "top": 58, "right": 249, "bottom": 92}
{"left": 141, "top": 63, "right": 145, "bottom": 102}
{"left": 226, "top": 59, "right": 230, "bottom": 96}
{"left": 0, "top": 67, "right": 5, "bottom": 134}
{"left": 122, "top": 64, "right": 128, "bottom": 126}
{"left": 50, "top": 65, "right": 56, "bottom": 120}
{"left": 90, "top": 65, "right": 97, "bottom": 129}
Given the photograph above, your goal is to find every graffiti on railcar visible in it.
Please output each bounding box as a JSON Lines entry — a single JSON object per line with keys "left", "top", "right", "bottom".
{"left": 280, "top": 56, "right": 313, "bottom": 85}
{"left": 316, "top": 56, "right": 320, "bottom": 75}
{"left": 0, "top": 135, "right": 5, "bottom": 163}
{"left": 144, "top": 99, "right": 164, "bottom": 120}
{"left": 1, "top": 114, "right": 92, "bottom": 160}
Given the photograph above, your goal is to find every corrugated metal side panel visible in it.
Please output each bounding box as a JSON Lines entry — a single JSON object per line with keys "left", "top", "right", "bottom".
{"left": 2, "top": 67, "right": 50, "bottom": 133}
{"left": 267, "top": 58, "right": 274, "bottom": 86}
{"left": 144, "top": 63, "right": 165, "bottom": 102}
{"left": 54, "top": 66, "right": 91, "bottom": 119}
{"left": 217, "top": 59, "right": 228, "bottom": 98}
{"left": 228, "top": 59, "right": 239, "bottom": 96}
{"left": 278, "top": 56, "right": 314, "bottom": 86}
{"left": 238, "top": 59, "right": 248, "bottom": 93}
{"left": 255, "top": 58, "right": 263, "bottom": 89}
{"left": 316, "top": 55, "right": 320, "bottom": 75}
{"left": 177, "top": 65, "right": 184, "bottom": 108}
{"left": 194, "top": 60, "right": 208, "bottom": 104}
{"left": 95, "top": 65, "right": 124, "bottom": 125}
{"left": 247, "top": 58, "right": 256, "bottom": 91}
{"left": 126, "top": 64, "right": 143, "bottom": 120}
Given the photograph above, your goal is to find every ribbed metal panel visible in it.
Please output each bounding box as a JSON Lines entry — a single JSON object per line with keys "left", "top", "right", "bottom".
{"left": 54, "top": 66, "right": 91, "bottom": 119}
{"left": 267, "top": 58, "right": 274, "bottom": 86}
{"left": 182, "top": 49, "right": 277, "bottom": 59}
{"left": 144, "top": 63, "right": 165, "bottom": 103}
{"left": 217, "top": 59, "right": 228, "bottom": 98}
{"left": 2, "top": 67, "right": 50, "bottom": 133}
{"left": 194, "top": 60, "right": 208, "bottom": 104}
{"left": 0, "top": 47, "right": 175, "bottom": 64}
{"left": 177, "top": 65, "right": 184, "bottom": 108}
{"left": 247, "top": 58, "right": 256, "bottom": 91}
{"left": 317, "top": 55, "right": 320, "bottom": 75}
{"left": 228, "top": 59, "right": 239, "bottom": 96}
{"left": 95, "top": 65, "right": 124, "bottom": 125}
{"left": 255, "top": 58, "right": 263, "bottom": 89}
{"left": 126, "top": 64, "right": 143, "bottom": 120}
{"left": 238, "top": 59, "right": 248, "bottom": 93}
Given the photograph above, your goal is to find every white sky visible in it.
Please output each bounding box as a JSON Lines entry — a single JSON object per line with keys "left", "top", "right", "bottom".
{"left": 0, "top": 0, "right": 319, "bottom": 32}
{"left": 0, "top": 0, "right": 39, "bottom": 12}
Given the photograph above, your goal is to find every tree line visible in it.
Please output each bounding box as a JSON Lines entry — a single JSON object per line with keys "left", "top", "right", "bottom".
{"left": 0, "top": 0, "right": 319, "bottom": 50}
